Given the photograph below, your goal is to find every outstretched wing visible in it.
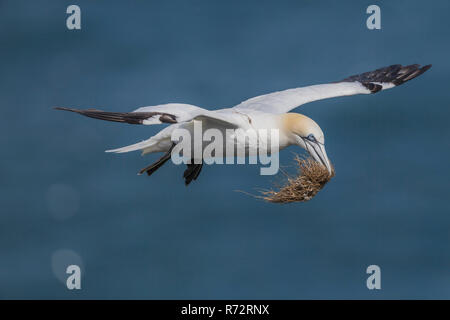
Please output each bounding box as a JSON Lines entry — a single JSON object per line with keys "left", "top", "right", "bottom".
{"left": 55, "top": 103, "right": 239, "bottom": 127}
{"left": 55, "top": 103, "right": 203, "bottom": 125}
{"left": 233, "top": 64, "right": 431, "bottom": 114}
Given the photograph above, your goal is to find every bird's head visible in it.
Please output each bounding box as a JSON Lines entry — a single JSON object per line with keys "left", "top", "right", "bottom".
{"left": 282, "top": 113, "right": 332, "bottom": 174}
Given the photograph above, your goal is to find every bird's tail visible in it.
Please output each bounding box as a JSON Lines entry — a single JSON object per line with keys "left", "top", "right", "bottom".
{"left": 105, "top": 138, "right": 157, "bottom": 153}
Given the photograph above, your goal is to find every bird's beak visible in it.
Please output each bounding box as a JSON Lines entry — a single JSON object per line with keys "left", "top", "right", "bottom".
{"left": 304, "top": 140, "right": 332, "bottom": 175}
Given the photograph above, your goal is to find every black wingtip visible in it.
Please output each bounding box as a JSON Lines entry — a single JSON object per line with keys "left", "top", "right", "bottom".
{"left": 422, "top": 64, "right": 432, "bottom": 72}
{"left": 54, "top": 106, "right": 82, "bottom": 113}
{"left": 341, "top": 63, "right": 432, "bottom": 89}
{"left": 54, "top": 106, "right": 69, "bottom": 111}
{"left": 393, "top": 63, "right": 432, "bottom": 86}
{"left": 417, "top": 64, "right": 432, "bottom": 78}
{"left": 54, "top": 107, "right": 178, "bottom": 125}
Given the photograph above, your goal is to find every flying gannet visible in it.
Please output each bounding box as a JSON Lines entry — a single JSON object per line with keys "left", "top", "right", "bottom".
{"left": 56, "top": 64, "right": 431, "bottom": 185}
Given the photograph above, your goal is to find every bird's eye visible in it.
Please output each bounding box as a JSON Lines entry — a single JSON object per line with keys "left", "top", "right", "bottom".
{"left": 306, "top": 134, "right": 316, "bottom": 142}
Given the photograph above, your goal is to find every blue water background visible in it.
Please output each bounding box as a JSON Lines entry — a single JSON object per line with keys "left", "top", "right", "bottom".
{"left": 0, "top": 0, "right": 449, "bottom": 298}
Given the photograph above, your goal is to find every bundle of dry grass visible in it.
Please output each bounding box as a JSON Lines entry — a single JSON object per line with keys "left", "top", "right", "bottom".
{"left": 259, "top": 156, "right": 335, "bottom": 203}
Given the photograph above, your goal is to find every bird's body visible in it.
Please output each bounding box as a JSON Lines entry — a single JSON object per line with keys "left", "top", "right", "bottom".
{"left": 125, "top": 110, "right": 286, "bottom": 158}
{"left": 56, "top": 64, "right": 431, "bottom": 185}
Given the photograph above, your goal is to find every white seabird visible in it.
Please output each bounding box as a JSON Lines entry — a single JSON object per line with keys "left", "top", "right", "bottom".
{"left": 56, "top": 64, "right": 431, "bottom": 185}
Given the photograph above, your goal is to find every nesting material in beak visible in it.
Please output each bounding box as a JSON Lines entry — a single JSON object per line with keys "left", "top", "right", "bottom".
{"left": 259, "top": 156, "right": 335, "bottom": 203}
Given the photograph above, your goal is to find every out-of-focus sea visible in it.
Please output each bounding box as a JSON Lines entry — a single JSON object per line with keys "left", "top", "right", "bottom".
{"left": 0, "top": 0, "right": 449, "bottom": 298}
